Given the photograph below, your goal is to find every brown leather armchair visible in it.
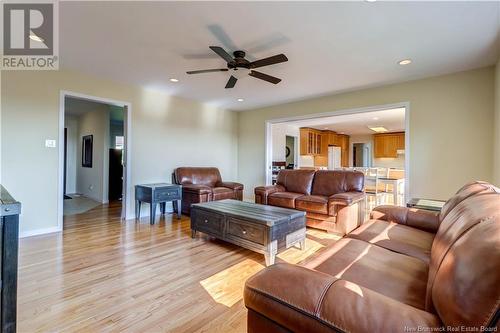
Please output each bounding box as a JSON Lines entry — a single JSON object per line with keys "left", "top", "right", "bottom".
{"left": 245, "top": 181, "right": 500, "bottom": 332}
{"left": 255, "top": 170, "right": 365, "bottom": 235}
{"left": 173, "top": 167, "right": 243, "bottom": 215}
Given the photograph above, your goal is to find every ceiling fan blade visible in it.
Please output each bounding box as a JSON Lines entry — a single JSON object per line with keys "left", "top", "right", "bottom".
{"left": 249, "top": 70, "right": 282, "bottom": 84}
{"left": 249, "top": 54, "right": 288, "bottom": 69}
{"left": 225, "top": 75, "right": 238, "bottom": 89}
{"left": 186, "top": 68, "right": 229, "bottom": 74}
{"left": 209, "top": 46, "right": 234, "bottom": 63}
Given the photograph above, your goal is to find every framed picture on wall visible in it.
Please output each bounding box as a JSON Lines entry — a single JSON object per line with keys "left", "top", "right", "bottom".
{"left": 82, "top": 135, "right": 93, "bottom": 168}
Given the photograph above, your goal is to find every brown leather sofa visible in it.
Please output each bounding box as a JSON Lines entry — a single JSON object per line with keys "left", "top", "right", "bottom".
{"left": 255, "top": 170, "right": 365, "bottom": 234}
{"left": 244, "top": 181, "right": 500, "bottom": 332}
{"left": 173, "top": 167, "right": 243, "bottom": 215}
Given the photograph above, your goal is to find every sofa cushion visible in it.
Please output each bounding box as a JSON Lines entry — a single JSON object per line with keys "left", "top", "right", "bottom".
{"left": 276, "top": 170, "right": 315, "bottom": 195}
{"left": 347, "top": 219, "right": 435, "bottom": 263}
{"left": 304, "top": 238, "right": 428, "bottom": 309}
{"left": 174, "top": 167, "right": 222, "bottom": 187}
{"left": 268, "top": 192, "right": 303, "bottom": 209}
{"left": 426, "top": 188, "right": 500, "bottom": 327}
{"left": 311, "top": 170, "right": 364, "bottom": 196}
{"left": 439, "top": 181, "right": 497, "bottom": 221}
{"left": 212, "top": 187, "right": 234, "bottom": 201}
{"left": 295, "top": 195, "right": 328, "bottom": 215}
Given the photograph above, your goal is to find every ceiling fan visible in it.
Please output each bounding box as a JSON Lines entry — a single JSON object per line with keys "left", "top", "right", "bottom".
{"left": 186, "top": 46, "right": 288, "bottom": 88}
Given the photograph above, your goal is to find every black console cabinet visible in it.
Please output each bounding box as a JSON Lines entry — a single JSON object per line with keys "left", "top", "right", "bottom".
{"left": 0, "top": 186, "right": 20, "bottom": 333}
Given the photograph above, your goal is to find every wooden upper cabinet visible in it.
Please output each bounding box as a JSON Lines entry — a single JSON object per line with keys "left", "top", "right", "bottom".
{"left": 373, "top": 132, "right": 405, "bottom": 158}
{"left": 327, "top": 132, "right": 337, "bottom": 146}
{"left": 300, "top": 128, "right": 323, "bottom": 156}
{"left": 336, "top": 134, "right": 350, "bottom": 167}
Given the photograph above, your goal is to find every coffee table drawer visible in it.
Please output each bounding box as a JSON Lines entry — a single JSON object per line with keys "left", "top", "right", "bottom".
{"left": 192, "top": 210, "right": 224, "bottom": 237}
{"left": 227, "top": 218, "right": 265, "bottom": 245}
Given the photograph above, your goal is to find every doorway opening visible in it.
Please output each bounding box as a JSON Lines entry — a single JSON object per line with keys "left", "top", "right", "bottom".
{"left": 266, "top": 103, "right": 409, "bottom": 211}
{"left": 58, "top": 91, "right": 131, "bottom": 230}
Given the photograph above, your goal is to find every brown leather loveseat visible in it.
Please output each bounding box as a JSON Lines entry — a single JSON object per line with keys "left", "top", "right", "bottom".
{"left": 173, "top": 167, "right": 243, "bottom": 215}
{"left": 244, "top": 181, "right": 500, "bottom": 332}
{"left": 255, "top": 170, "right": 365, "bottom": 235}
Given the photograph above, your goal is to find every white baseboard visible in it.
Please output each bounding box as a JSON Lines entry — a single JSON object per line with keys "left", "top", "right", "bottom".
{"left": 19, "top": 226, "right": 61, "bottom": 238}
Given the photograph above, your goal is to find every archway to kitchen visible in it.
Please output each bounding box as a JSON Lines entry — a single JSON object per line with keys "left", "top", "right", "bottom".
{"left": 265, "top": 103, "right": 409, "bottom": 210}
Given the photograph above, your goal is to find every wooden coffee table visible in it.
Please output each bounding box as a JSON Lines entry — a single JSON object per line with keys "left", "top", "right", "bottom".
{"left": 191, "top": 200, "right": 306, "bottom": 266}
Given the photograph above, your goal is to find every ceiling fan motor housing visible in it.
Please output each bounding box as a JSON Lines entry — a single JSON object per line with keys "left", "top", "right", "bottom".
{"left": 228, "top": 50, "right": 250, "bottom": 69}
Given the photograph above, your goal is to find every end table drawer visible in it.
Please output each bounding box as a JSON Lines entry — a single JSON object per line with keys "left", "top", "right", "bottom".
{"left": 155, "top": 188, "right": 180, "bottom": 201}
{"left": 192, "top": 210, "right": 224, "bottom": 237}
{"left": 227, "top": 218, "right": 265, "bottom": 245}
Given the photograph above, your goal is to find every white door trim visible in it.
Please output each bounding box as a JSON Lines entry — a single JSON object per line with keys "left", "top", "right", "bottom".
{"left": 264, "top": 102, "right": 411, "bottom": 202}
{"left": 58, "top": 90, "right": 132, "bottom": 232}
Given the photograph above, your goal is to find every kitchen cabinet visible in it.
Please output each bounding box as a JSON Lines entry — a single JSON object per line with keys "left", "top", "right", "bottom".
{"left": 373, "top": 132, "right": 405, "bottom": 158}
{"left": 327, "top": 132, "right": 337, "bottom": 146}
{"left": 300, "top": 128, "right": 323, "bottom": 156}
{"left": 336, "top": 134, "right": 350, "bottom": 167}
{"left": 301, "top": 128, "right": 350, "bottom": 167}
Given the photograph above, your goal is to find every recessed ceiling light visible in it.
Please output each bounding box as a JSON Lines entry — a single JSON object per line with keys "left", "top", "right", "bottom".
{"left": 29, "top": 34, "right": 44, "bottom": 42}
{"left": 366, "top": 0, "right": 376, "bottom": 2}
{"left": 398, "top": 59, "right": 412, "bottom": 66}
{"left": 323, "top": 127, "right": 328, "bottom": 130}
{"left": 237, "top": 98, "right": 244, "bottom": 102}
{"left": 339, "top": 132, "right": 345, "bottom": 134}
{"left": 169, "top": 78, "right": 179, "bottom": 82}
{"left": 368, "top": 126, "right": 388, "bottom": 133}
{"left": 373, "top": 117, "right": 379, "bottom": 120}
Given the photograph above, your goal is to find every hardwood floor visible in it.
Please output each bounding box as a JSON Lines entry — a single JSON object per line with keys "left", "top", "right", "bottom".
{"left": 18, "top": 202, "right": 341, "bottom": 333}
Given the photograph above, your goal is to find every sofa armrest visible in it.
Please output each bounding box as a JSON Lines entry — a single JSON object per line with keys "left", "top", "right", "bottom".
{"left": 244, "top": 263, "right": 441, "bottom": 333}
{"left": 181, "top": 184, "right": 212, "bottom": 195}
{"left": 254, "top": 185, "right": 285, "bottom": 205}
{"left": 216, "top": 181, "right": 244, "bottom": 191}
{"left": 329, "top": 191, "right": 365, "bottom": 206}
{"left": 371, "top": 205, "right": 440, "bottom": 233}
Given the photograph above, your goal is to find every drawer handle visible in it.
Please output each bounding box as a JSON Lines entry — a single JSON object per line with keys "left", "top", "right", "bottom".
{"left": 242, "top": 229, "right": 247, "bottom": 235}
{"left": 204, "top": 219, "right": 208, "bottom": 223}
{"left": 4, "top": 208, "right": 10, "bottom": 212}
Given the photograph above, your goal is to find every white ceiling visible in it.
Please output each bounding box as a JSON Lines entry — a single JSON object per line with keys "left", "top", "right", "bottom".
{"left": 60, "top": 1, "right": 500, "bottom": 111}
{"left": 283, "top": 108, "right": 405, "bottom": 135}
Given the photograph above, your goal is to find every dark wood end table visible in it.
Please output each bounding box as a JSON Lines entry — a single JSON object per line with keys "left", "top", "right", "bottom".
{"left": 407, "top": 198, "right": 446, "bottom": 212}
{"left": 135, "top": 183, "right": 182, "bottom": 224}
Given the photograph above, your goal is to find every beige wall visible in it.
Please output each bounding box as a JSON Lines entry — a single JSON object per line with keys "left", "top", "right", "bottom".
{"left": 2, "top": 70, "right": 238, "bottom": 236}
{"left": 238, "top": 67, "right": 495, "bottom": 200}
{"left": 494, "top": 59, "right": 500, "bottom": 186}
{"left": 64, "top": 115, "right": 78, "bottom": 194}
{"left": 76, "top": 107, "right": 110, "bottom": 203}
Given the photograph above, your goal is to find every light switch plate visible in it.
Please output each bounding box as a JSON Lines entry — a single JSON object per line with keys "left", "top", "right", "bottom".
{"left": 45, "top": 139, "right": 56, "bottom": 148}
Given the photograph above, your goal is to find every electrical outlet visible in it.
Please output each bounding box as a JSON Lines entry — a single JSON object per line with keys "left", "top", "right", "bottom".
{"left": 89, "top": 185, "right": 94, "bottom": 191}
{"left": 45, "top": 139, "right": 56, "bottom": 148}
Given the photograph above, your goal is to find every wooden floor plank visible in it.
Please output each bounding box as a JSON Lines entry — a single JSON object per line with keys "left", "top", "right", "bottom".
{"left": 18, "top": 201, "right": 339, "bottom": 332}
